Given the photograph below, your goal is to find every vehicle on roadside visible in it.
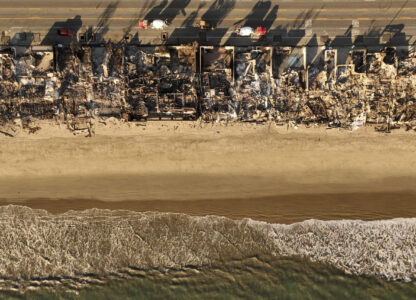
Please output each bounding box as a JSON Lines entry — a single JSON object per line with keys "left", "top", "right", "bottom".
{"left": 57, "top": 29, "right": 74, "bottom": 37}
{"left": 235, "top": 26, "right": 266, "bottom": 37}
{"left": 138, "top": 19, "right": 168, "bottom": 30}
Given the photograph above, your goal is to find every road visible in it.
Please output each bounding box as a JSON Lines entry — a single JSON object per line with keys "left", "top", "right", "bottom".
{"left": 0, "top": 0, "right": 415, "bottom": 46}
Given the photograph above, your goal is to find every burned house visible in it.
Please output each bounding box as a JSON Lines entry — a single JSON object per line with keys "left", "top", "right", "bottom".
{"left": 1, "top": 47, "right": 56, "bottom": 120}
{"left": 0, "top": 52, "right": 19, "bottom": 123}
{"left": 55, "top": 44, "right": 92, "bottom": 118}
{"left": 125, "top": 44, "right": 198, "bottom": 120}
{"left": 272, "top": 47, "right": 308, "bottom": 123}
{"left": 289, "top": 46, "right": 415, "bottom": 131}
{"left": 234, "top": 46, "right": 274, "bottom": 121}
{"left": 200, "top": 46, "right": 234, "bottom": 120}
{"left": 90, "top": 44, "right": 125, "bottom": 117}
{"left": 0, "top": 38, "right": 414, "bottom": 134}
{"left": 0, "top": 53, "right": 18, "bottom": 100}
{"left": 274, "top": 47, "right": 306, "bottom": 79}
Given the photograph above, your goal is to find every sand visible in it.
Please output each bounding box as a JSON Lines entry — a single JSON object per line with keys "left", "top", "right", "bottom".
{"left": 0, "top": 119, "right": 415, "bottom": 223}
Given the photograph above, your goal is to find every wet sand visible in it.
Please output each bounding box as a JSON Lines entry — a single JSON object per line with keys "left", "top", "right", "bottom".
{"left": 0, "top": 120, "right": 415, "bottom": 223}
{"left": 1, "top": 191, "right": 415, "bottom": 224}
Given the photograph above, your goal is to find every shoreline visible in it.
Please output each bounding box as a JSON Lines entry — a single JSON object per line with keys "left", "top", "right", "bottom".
{"left": 1, "top": 121, "right": 415, "bottom": 223}
{"left": 1, "top": 184, "right": 415, "bottom": 223}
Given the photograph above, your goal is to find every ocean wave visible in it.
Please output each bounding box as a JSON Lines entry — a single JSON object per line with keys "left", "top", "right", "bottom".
{"left": 0, "top": 205, "right": 414, "bottom": 291}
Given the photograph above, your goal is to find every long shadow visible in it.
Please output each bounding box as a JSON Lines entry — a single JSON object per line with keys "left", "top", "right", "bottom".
{"left": 90, "top": 1, "right": 120, "bottom": 43}
{"left": 141, "top": 0, "right": 193, "bottom": 45}
{"left": 127, "top": 32, "right": 141, "bottom": 45}
{"left": 137, "top": 0, "right": 158, "bottom": 19}
{"left": 41, "top": 15, "right": 82, "bottom": 45}
{"left": 306, "top": 34, "right": 319, "bottom": 66}
{"left": 5, "top": 32, "right": 35, "bottom": 56}
{"left": 329, "top": 25, "right": 353, "bottom": 48}
{"left": 144, "top": 0, "right": 168, "bottom": 21}
{"left": 119, "top": 0, "right": 161, "bottom": 43}
{"left": 291, "top": 7, "right": 321, "bottom": 30}
{"left": 269, "top": 7, "right": 323, "bottom": 48}
{"left": 263, "top": 5, "right": 279, "bottom": 31}
{"left": 166, "top": 29, "right": 200, "bottom": 45}
{"left": 224, "top": 1, "right": 278, "bottom": 46}
{"left": 201, "top": 0, "right": 236, "bottom": 28}
{"left": 226, "top": 2, "right": 323, "bottom": 47}
{"left": 168, "top": 0, "right": 235, "bottom": 45}
{"left": 234, "top": 1, "right": 271, "bottom": 28}
{"left": 159, "top": 0, "right": 191, "bottom": 24}
{"left": 181, "top": 3, "right": 205, "bottom": 27}
{"left": 366, "top": 20, "right": 383, "bottom": 37}
{"left": 326, "top": 23, "right": 410, "bottom": 51}
{"left": 383, "top": 24, "right": 408, "bottom": 46}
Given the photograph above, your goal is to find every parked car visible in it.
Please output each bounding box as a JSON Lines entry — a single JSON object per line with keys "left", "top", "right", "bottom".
{"left": 151, "top": 19, "right": 167, "bottom": 30}
{"left": 58, "top": 29, "right": 74, "bottom": 37}
{"left": 236, "top": 26, "right": 254, "bottom": 36}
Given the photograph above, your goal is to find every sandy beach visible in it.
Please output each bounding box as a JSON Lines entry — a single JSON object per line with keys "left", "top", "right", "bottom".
{"left": 1, "top": 120, "right": 415, "bottom": 223}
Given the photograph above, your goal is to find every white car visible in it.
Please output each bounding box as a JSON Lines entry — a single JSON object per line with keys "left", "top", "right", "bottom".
{"left": 151, "top": 19, "right": 167, "bottom": 30}
{"left": 238, "top": 26, "right": 254, "bottom": 37}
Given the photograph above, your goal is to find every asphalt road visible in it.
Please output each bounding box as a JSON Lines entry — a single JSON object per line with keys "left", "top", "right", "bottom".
{"left": 0, "top": 0, "right": 415, "bottom": 46}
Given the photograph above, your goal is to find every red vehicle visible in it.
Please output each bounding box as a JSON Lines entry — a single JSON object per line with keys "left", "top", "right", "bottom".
{"left": 58, "top": 29, "right": 74, "bottom": 37}
{"left": 256, "top": 26, "right": 266, "bottom": 35}
{"left": 139, "top": 20, "right": 149, "bottom": 29}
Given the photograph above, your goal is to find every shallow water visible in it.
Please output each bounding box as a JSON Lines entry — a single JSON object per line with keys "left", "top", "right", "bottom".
{"left": 3, "top": 257, "right": 416, "bottom": 300}
{"left": 0, "top": 205, "right": 415, "bottom": 298}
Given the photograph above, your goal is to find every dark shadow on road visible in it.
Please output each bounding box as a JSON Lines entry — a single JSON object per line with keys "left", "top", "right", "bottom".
{"left": 144, "top": 0, "right": 168, "bottom": 21}
{"left": 306, "top": 33, "right": 318, "bottom": 65}
{"left": 202, "top": 0, "right": 236, "bottom": 28}
{"left": 268, "top": 7, "right": 322, "bottom": 48}
{"left": 41, "top": 15, "right": 82, "bottom": 45}
{"left": 144, "top": 0, "right": 191, "bottom": 24}
{"left": 264, "top": 5, "right": 279, "bottom": 31}
{"left": 234, "top": 1, "right": 271, "bottom": 28}
{"left": 225, "top": 1, "right": 279, "bottom": 46}
{"left": 326, "top": 23, "right": 410, "bottom": 50}
{"left": 91, "top": 1, "right": 120, "bottom": 43}
{"left": 383, "top": 24, "right": 409, "bottom": 46}
{"left": 330, "top": 25, "right": 352, "bottom": 48}
{"left": 181, "top": 3, "right": 205, "bottom": 27}
{"left": 141, "top": 0, "right": 193, "bottom": 45}
{"left": 159, "top": 0, "right": 191, "bottom": 24}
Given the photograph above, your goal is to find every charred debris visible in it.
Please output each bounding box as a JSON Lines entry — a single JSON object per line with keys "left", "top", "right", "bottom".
{"left": 0, "top": 43, "right": 416, "bottom": 136}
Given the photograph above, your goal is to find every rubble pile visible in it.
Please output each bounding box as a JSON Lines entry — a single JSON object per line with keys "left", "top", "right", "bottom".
{"left": 124, "top": 44, "right": 198, "bottom": 120}
{"left": 54, "top": 45, "right": 95, "bottom": 136}
{"left": 234, "top": 47, "right": 274, "bottom": 121}
{"left": 200, "top": 47, "right": 235, "bottom": 121}
{"left": 0, "top": 54, "right": 18, "bottom": 103}
{"left": 90, "top": 44, "right": 125, "bottom": 118}
{"left": 0, "top": 50, "right": 55, "bottom": 129}
{"left": 272, "top": 47, "right": 308, "bottom": 124}
{"left": 275, "top": 47, "right": 416, "bottom": 131}
{"left": 0, "top": 44, "right": 415, "bottom": 136}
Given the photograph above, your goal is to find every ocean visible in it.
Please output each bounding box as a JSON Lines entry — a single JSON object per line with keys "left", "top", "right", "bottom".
{"left": 0, "top": 205, "right": 415, "bottom": 299}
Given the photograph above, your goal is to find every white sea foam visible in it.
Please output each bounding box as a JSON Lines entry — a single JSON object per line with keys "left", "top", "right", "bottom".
{"left": 0, "top": 205, "right": 414, "bottom": 290}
